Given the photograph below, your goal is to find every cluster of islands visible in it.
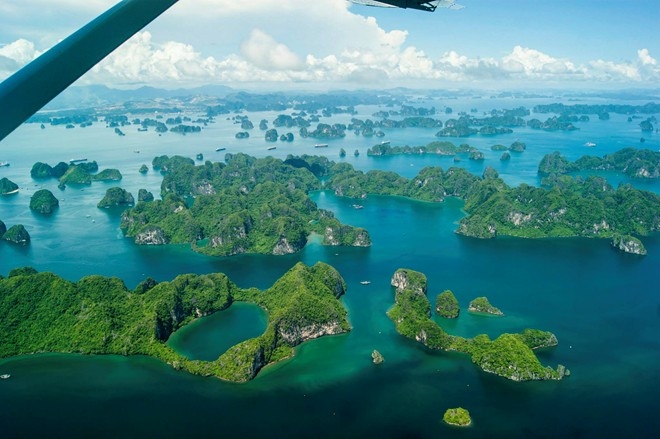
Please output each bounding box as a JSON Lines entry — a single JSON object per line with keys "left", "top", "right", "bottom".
{"left": 0, "top": 261, "right": 566, "bottom": 384}
{"left": 25, "top": 88, "right": 657, "bottom": 146}
{"left": 3, "top": 141, "right": 660, "bottom": 256}
{"left": 2, "top": 90, "right": 659, "bottom": 432}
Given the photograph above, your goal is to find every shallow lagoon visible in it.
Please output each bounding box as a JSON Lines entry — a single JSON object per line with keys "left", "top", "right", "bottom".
{"left": 1, "top": 97, "right": 659, "bottom": 438}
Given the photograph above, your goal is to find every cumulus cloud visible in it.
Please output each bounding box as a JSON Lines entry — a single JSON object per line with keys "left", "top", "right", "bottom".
{"left": 0, "top": 38, "right": 41, "bottom": 80}
{"left": 240, "top": 29, "right": 303, "bottom": 71}
{"left": 1, "top": 0, "right": 659, "bottom": 88}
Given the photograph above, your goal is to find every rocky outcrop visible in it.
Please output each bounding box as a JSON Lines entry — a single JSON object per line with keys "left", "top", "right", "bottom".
{"left": 272, "top": 236, "right": 302, "bottom": 255}
{"left": 2, "top": 224, "right": 30, "bottom": 245}
{"left": 277, "top": 321, "right": 345, "bottom": 346}
{"left": 137, "top": 189, "right": 154, "bottom": 202}
{"left": 29, "top": 189, "right": 59, "bottom": 214}
{"left": 135, "top": 226, "right": 169, "bottom": 245}
{"left": 98, "top": 187, "right": 134, "bottom": 208}
{"left": 468, "top": 297, "right": 503, "bottom": 316}
{"left": 371, "top": 349, "right": 384, "bottom": 364}
{"left": 391, "top": 268, "right": 427, "bottom": 296}
{"left": 0, "top": 177, "right": 18, "bottom": 195}
{"left": 611, "top": 234, "right": 647, "bottom": 255}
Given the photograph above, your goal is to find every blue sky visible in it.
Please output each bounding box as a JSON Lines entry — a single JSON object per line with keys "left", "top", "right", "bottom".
{"left": 0, "top": 0, "right": 658, "bottom": 90}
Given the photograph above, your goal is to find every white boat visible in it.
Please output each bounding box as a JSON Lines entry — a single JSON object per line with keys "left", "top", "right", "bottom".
{"left": 352, "top": 204, "right": 364, "bottom": 210}
{"left": 0, "top": 161, "right": 9, "bottom": 167}
{"left": 360, "top": 281, "right": 371, "bottom": 285}
{"left": 584, "top": 142, "right": 596, "bottom": 147}
{"left": 0, "top": 374, "right": 10, "bottom": 379}
{"left": 69, "top": 158, "right": 88, "bottom": 164}
{"left": 314, "top": 143, "right": 328, "bottom": 148}
{"left": 216, "top": 147, "right": 226, "bottom": 152}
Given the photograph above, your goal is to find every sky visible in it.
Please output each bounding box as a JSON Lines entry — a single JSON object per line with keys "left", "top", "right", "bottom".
{"left": 0, "top": 0, "right": 659, "bottom": 91}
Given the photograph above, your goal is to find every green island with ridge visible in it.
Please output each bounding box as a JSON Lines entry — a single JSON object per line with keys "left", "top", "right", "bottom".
{"left": 388, "top": 268, "right": 566, "bottom": 381}
{"left": 0, "top": 261, "right": 350, "bottom": 382}
{"left": 539, "top": 148, "right": 660, "bottom": 179}
{"left": 116, "top": 153, "right": 660, "bottom": 256}
{"left": 120, "top": 153, "right": 370, "bottom": 256}
{"left": 325, "top": 158, "right": 660, "bottom": 253}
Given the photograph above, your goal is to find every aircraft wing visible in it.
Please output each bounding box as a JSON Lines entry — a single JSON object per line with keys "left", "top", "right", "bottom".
{"left": 349, "top": 0, "right": 464, "bottom": 12}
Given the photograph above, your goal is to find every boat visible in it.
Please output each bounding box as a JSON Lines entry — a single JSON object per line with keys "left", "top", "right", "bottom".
{"left": 0, "top": 161, "right": 9, "bottom": 167}
{"left": 584, "top": 142, "right": 596, "bottom": 147}
{"left": 0, "top": 374, "right": 10, "bottom": 379}
{"left": 69, "top": 158, "right": 88, "bottom": 164}
{"left": 380, "top": 140, "right": 390, "bottom": 146}
{"left": 267, "top": 146, "right": 277, "bottom": 150}
{"left": 360, "top": 281, "right": 371, "bottom": 285}
{"left": 352, "top": 204, "right": 364, "bottom": 209}
{"left": 216, "top": 147, "right": 226, "bottom": 152}
{"left": 314, "top": 143, "right": 328, "bottom": 148}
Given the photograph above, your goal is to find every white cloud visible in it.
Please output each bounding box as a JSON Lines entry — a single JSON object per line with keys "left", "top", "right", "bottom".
{"left": 240, "top": 29, "right": 303, "bottom": 71}
{"left": 1, "top": 0, "right": 659, "bottom": 88}
{"left": 0, "top": 38, "right": 41, "bottom": 80}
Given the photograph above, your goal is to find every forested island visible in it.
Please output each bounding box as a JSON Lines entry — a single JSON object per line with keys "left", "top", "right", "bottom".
{"left": 0, "top": 262, "right": 349, "bottom": 382}
{"left": 539, "top": 148, "right": 660, "bottom": 179}
{"left": 387, "top": 268, "right": 566, "bottom": 381}
{"left": 120, "top": 154, "right": 370, "bottom": 256}
{"left": 325, "top": 160, "right": 660, "bottom": 252}
{"left": 119, "top": 152, "right": 660, "bottom": 255}
{"left": 31, "top": 160, "right": 122, "bottom": 188}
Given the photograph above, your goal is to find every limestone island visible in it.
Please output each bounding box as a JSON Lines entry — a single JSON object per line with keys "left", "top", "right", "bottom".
{"left": 0, "top": 177, "right": 19, "bottom": 195}
{"left": 468, "top": 297, "right": 504, "bottom": 316}
{"left": 98, "top": 187, "right": 135, "bottom": 208}
{"left": 611, "top": 234, "right": 647, "bottom": 255}
{"left": 435, "top": 290, "right": 460, "bottom": 318}
{"left": 324, "top": 158, "right": 660, "bottom": 253}
{"left": 31, "top": 160, "right": 121, "bottom": 188}
{"left": 387, "top": 268, "right": 567, "bottom": 381}
{"left": 119, "top": 154, "right": 370, "bottom": 256}
{"left": 0, "top": 262, "right": 350, "bottom": 382}
{"left": 2, "top": 224, "right": 30, "bottom": 245}
{"left": 371, "top": 349, "right": 384, "bottom": 364}
{"left": 443, "top": 407, "right": 471, "bottom": 427}
{"left": 29, "top": 189, "right": 59, "bottom": 214}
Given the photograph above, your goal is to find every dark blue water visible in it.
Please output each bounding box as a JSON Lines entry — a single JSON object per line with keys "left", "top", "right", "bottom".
{"left": 1, "top": 97, "right": 659, "bottom": 438}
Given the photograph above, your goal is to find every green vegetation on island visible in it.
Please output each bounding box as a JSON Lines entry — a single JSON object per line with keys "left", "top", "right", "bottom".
{"left": 611, "top": 234, "right": 647, "bottom": 255}
{"left": 0, "top": 262, "right": 349, "bottom": 383}
{"left": 325, "top": 159, "right": 660, "bottom": 251}
{"left": 31, "top": 160, "right": 122, "bottom": 188}
{"left": 98, "top": 187, "right": 135, "bottom": 208}
{"left": 387, "top": 268, "right": 567, "bottom": 381}
{"left": 367, "top": 140, "right": 476, "bottom": 157}
{"left": 435, "top": 290, "right": 460, "bottom": 318}
{"left": 2, "top": 224, "right": 30, "bottom": 245}
{"left": 539, "top": 148, "right": 660, "bottom": 179}
{"left": 120, "top": 154, "right": 370, "bottom": 256}
{"left": 0, "top": 177, "right": 19, "bottom": 195}
{"left": 443, "top": 407, "right": 472, "bottom": 427}
{"left": 468, "top": 296, "right": 503, "bottom": 316}
{"left": 29, "top": 189, "right": 59, "bottom": 214}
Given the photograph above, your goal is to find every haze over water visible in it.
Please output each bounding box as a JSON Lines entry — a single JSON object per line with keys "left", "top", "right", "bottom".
{"left": 1, "top": 94, "right": 659, "bottom": 438}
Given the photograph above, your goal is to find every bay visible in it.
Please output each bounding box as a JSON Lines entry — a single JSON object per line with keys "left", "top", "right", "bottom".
{"left": 1, "top": 96, "right": 659, "bottom": 438}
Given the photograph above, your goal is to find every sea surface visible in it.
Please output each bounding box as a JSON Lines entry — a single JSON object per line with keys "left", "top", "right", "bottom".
{"left": 1, "top": 95, "right": 659, "bottom": 438}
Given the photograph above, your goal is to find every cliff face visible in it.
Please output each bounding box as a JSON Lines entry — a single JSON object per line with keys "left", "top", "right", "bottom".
{"left": 135, "top": 226, "right": 169, "bottom": 245}
{"left": 277, "top": 321, "right": 346, "bottom": 346}
{"left": 391, "top": 269, "right": 427, "bottom": 296}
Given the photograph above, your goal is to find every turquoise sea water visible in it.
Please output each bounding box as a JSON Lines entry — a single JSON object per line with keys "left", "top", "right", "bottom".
{"left": 1, "top": 96, "right": 659, "bottom": 438}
